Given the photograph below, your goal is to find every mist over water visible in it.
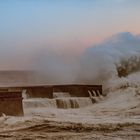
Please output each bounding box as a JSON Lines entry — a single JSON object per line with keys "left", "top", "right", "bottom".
{"left": 0, "top": 32, "right": 140, "bottom": 87}
{"left": 81, "top": 32, "right": 140, "bottom": 85}
{"left": 31, "top": 32, "right": 140, "bottom": 87}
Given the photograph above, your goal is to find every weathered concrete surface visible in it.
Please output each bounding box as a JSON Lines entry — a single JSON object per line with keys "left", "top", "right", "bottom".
{"left": 0, "top": 84, "right": 102, "bottom": 99}
{"left": 0, "top": 91, "right": 23, "bottom": 116}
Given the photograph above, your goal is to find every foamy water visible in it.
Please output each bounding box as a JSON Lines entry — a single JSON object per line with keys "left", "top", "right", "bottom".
{"left": 23, "top": 97, "right": 93, "bottom": 109}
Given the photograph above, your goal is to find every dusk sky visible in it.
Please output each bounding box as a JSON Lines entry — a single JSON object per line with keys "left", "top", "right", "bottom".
{"left": 0, "top": 0, "right": 140, "bottom": 69}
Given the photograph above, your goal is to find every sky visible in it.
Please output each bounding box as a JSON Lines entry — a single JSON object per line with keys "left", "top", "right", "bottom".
{"left": 0, "top": 0, "right": 140, "bottom": 70}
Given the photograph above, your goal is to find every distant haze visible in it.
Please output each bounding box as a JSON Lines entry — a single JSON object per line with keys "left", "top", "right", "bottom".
{"left": 0, "top": 1, "right": 140, "bottom": 85}
{"left": 0, "top": 0, "right": 140, "bottom": 70}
